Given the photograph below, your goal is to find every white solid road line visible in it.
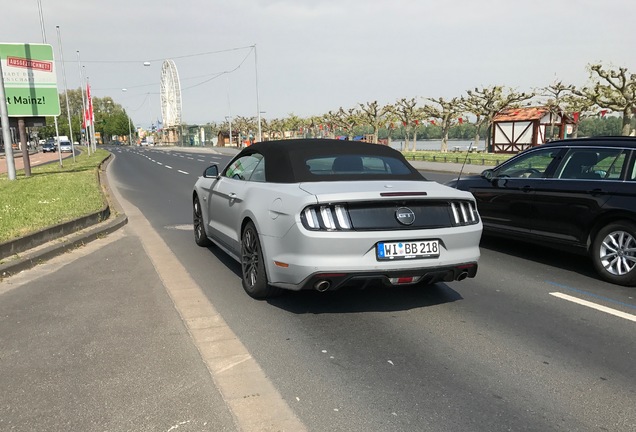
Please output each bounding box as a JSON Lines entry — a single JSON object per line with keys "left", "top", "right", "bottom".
{"left": 550, "top": 292, "right": 636, "bottom": 322}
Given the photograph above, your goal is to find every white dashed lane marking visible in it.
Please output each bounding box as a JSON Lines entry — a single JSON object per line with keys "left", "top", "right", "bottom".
{"left": 550, "top": 292, "right": 636, "bottom": 322}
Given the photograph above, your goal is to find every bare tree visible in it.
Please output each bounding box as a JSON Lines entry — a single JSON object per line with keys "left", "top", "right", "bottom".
{"left": 259, "top": 117, "right": 272, "bottom": 141}
{"left": 391, "top": 98, "right": 418, "bottom": 151}
{"left": 560, "top": 92, "right": 597, "bottom": 138}
{"left": 382, "top": 103, "right": 398, "bottom": 147}
{"left": 304, "top": 115, "right": 326, "bottom": 138}
{"left": 284, "top": 113, "right": 303, "bottom": 139}
{"left": 540, "top": 81, "right": 571, "bottom": 139}
{"left": 338, "top": 107, "right": 363, "bottom": 140}
{"left": 421, "top": 97, "right": 464, "bottom": 152}
{"left": 232, "top": 116, "right": 258, "bottom": 146}
{"left": 571, "top": 64, "right": 636, "bottom": 136}
{"left": 324, "top": 110, "right": 344, "bottom": 138}
{"left": 460, "top": 86, "right": 534, "bottom": 151}
{"left": 358, "top": 101, "right": 390, "bottom": 144}
{"left": 269, "top": 118, "right": 286, "bottom": 140}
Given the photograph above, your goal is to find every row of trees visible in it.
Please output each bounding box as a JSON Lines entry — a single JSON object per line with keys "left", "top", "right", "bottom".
{"left": 209, "top": 63, "right": 636, "bottom": 151}
{"left": 37, "top": 63, "right": 635, "bottom": 152}
{"left": 37, "top": 89, "right": 133, "bottom": 144}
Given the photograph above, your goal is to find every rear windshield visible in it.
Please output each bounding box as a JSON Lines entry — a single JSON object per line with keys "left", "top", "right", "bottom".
{"left": 305, "top": 155, "right": 413, "bottom": 176}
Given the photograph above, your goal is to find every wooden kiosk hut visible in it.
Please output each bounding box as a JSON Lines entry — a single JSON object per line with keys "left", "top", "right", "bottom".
{"left": 491, "top": 106, "right": 574, "bottom": 153}
{"left": 217, "top": 130, "right": 241, "bottom": 147}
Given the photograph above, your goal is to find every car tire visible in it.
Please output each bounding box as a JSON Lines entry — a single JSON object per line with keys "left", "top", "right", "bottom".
{"left": 241, "top": 221, "right": 282, "bottom": 299}
{"left": 193, "top": 195, "right": 212, "bottom": 247}
{"left": 591, "top": 221, "right": 636, "bottom": 286}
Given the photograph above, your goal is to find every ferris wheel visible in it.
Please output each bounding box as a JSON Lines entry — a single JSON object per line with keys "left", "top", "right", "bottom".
{"left": 160, "top": 59, "right": 182, "bottom": 128}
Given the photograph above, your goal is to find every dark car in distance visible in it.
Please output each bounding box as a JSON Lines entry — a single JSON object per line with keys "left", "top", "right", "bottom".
{"left": 42, "top": 142, "right": 56, "bottom": 153}
{"left": 447, "top": 137, "right": 636, "bottom": 286}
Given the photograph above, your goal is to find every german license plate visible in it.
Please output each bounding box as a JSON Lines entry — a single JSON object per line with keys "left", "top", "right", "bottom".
{"left": 377, "top": 240, "right": 439, "bottom": 260}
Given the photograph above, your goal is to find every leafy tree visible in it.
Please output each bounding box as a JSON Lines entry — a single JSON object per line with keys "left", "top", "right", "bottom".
{"left": 449, "top": 123, "right": 478, "bottom": 140}
{"left": 104, "top": 111, "right": 133, "bottom": 138}
{"left": 577, "top": 116, "right": 622, "bottom": 137}
{"left": 572, "top": 64, "right": 636, "bottom": 136}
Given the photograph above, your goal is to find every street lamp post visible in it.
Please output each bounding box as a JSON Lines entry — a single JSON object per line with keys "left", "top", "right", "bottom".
{"left": 259, "top": 111, "right": 266, "bottom": 142}
{"left": 225, "top": 116, "right": 233, "bottom": 147}
{"left": 122, "top": 89, "right": 134, "bottom": 146}
{"left": 253, "top": 45, "right": 262, "bottom": 142}
{"left": 127, "top": 115, "right": 133, "bottom": 146}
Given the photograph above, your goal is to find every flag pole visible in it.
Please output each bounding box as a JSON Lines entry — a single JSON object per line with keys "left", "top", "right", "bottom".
{"left": 56, "top": 26, "right": 75, "bottom": 163}
{"left": 86, "top": 75, "right": 96, "bottom": 152}
{"left": 54, "top": 116, "right": 62, "bottom": 167}
{"left": 77, "top": 51, "right": 90, "bottom": 156}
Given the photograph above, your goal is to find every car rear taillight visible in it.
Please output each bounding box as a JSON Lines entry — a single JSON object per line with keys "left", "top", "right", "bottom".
{"left": 450, "top": 201, "right": 479, "bottom": 226}
{"left": 301, "top": 204, "right": 352, "bottom": 231}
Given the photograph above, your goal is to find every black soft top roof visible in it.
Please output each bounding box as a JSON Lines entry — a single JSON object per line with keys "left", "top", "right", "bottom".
{"left": 228, "top": 138, "right": 424, "bottom": 183}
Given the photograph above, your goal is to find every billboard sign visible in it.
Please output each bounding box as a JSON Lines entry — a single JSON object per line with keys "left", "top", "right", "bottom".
{"left": 0, "top": 43, "right": 60, "bottom": 117}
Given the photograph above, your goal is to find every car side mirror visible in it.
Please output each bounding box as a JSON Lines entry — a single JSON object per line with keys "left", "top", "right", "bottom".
{"left": 481, "top": 169, "right": 494, "bottom": 181}
{"left": 203, "top": 165, "right": 219, "bottom": 178}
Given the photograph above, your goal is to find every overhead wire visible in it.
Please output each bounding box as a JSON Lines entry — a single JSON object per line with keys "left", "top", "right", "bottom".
{"left": 68, "top": 45, "right": 254, "bottom": 64}
{"left": 93, "top": 46, "right": 254, "bottom": 93}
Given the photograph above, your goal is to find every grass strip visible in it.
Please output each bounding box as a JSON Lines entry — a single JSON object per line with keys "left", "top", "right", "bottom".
{"left": 0, "top": 149, "right": 110, "bottom": 243}
{"left": 402, "top": 150, "right": 512, "bottom": 166}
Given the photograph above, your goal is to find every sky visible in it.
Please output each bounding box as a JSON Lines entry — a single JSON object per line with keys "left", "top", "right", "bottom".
{"left": 4, "top": 0, "right": 636, "bottom": 129}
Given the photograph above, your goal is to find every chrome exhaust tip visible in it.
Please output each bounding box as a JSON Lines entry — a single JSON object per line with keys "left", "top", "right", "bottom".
{"left": 314, "top": 280, "right": 331, "bottom": 292}
{"left": 456, "top": 271, "right": 469, "bottom": 281}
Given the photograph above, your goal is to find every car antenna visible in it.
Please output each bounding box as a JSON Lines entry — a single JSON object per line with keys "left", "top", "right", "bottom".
{"left": 454, "top": 142, "right": 473, "bottom": 188}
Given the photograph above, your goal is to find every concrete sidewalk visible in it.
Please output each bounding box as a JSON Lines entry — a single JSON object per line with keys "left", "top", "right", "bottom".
{"left": 0, "top": 227, "right": 237, "bottom": 431}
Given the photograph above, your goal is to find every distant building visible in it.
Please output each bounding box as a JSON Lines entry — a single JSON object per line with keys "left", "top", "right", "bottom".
{"left": 492, "top": 106, "right": 574, "bottom": 153}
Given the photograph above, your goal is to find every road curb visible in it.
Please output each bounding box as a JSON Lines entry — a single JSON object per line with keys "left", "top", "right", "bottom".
{"left": 0, "top": 154, "right": 128, "bottom": 278}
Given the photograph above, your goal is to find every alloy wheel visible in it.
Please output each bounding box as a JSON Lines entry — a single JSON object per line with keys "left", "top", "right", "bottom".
{"left": 599, "top": 230, "right": 636, "bottom": 276}
{"left": 242, "top": 227, "right": 259, "bottom": 287}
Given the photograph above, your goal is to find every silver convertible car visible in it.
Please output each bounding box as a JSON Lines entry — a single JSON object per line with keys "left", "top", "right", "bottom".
{"left": 192, "top": 139, "right": 482, "bottom": 299}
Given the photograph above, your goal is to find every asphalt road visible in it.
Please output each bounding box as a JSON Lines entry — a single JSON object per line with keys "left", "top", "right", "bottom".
{"left": 2, "top": 145, "right": 635, "bottom": 431}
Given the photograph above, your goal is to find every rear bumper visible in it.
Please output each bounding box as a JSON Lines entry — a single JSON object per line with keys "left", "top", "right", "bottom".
{"left": 261, "top": 223, "right": 482, "bottom": 290}
{"left": 275, "top": 262, "right": 478, "bottom": 291}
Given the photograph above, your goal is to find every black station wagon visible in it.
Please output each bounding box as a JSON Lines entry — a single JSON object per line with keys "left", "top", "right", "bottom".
{"left": 447, "top": 137, "right": 636, "bottom": 286}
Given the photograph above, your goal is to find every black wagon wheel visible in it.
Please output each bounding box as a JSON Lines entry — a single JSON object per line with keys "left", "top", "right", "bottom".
{"left": 241, "top": 221, "right": 282, "bottom": 299}
{"left": 193, "top": 195, "right": 212, "bottom": 247}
